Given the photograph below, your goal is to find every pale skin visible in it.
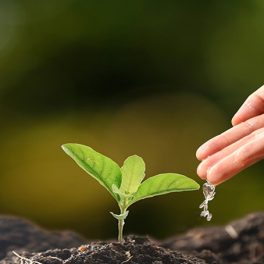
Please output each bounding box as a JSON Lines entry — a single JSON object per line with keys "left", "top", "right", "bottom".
{"left": 196, "top": 85, "right": 264, "bottom": 185}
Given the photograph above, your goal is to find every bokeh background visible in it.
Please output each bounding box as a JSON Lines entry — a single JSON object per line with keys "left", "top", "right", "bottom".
{"left": 0, "top": 0, "right": 264, "bottom": 240}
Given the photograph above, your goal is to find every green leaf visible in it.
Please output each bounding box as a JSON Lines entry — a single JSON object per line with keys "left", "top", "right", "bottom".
{"left": 120, "top": 155, "right": 145, "bottom": 194}
{"left": 62, "top": 143, "right": 122, "bottom": 200}
{"left": 129, "top": 173, "right": 200, "bottom": 205}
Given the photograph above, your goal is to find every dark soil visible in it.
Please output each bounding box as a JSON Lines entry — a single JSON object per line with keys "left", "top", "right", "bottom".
{"left": 163, "top": 212, "right": 264, "bottom": 264}
{"left": 0, "top": 215, "right": 86, "bottom": 260}
{"left": 1, "top": 212, "right": 264, "bottom": 264}
{"left": 3, "top": 236, "right": 204, "bottom": 264}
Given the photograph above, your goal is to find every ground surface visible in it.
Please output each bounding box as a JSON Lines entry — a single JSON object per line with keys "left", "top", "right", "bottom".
{"left": 0, "top": 215, "right": 86, "bottom": 260}
{"left": 163, "top": 212, "right": 264, "bottom": 264}
{"left": 1, "top": 213, "right": 264, "bottom": 263}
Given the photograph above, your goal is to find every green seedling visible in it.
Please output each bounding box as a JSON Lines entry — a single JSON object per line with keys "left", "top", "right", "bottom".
{"left": 62, "top": 143, "right": 200, "bottom": 242}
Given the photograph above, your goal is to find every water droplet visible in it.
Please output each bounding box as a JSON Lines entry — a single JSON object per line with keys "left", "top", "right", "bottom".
{"left": 200, "top": 181, "right": 215, "bottom": 221}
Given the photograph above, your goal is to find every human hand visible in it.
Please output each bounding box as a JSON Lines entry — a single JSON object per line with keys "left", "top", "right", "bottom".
{"left": 196, "top": 85, "right": 264, "bottom": 185}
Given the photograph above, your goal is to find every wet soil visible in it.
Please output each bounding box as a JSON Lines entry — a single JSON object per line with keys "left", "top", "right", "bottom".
{"left": 1, "top": 212, "right": 264, "bottom": 263}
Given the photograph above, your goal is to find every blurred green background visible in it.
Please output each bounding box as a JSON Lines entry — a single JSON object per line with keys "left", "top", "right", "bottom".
{"left": 0, "top": 0, "right": 264, "bottom": 240}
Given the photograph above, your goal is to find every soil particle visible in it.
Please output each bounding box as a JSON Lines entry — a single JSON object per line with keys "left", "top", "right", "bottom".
{"left": 0, "top": 215, "right": 86, "bottom": 260}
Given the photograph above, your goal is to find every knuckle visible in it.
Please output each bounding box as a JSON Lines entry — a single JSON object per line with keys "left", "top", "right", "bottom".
{"left": 233, "top": 147, "right": 249, "bottom": 168}
{"left": 243, "top": 120, "right": 255, "bottom": 131}
{"left": 218, "top": 133, "right": 230, "bottom": 146}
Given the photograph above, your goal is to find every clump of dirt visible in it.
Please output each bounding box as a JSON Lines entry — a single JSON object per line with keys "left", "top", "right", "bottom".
{"left": 4, "top": 236, "right": 205, "bottom": 264}
{"left": 163, "top": 212, "right": 264, "bottom": 264}
{"left": 0, "top": 215, "right": 86, "bottom": 260}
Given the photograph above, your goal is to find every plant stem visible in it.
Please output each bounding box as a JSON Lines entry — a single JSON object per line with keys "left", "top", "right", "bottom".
{"left": 118, "top": 202, "right": 128, "bottom": 242}
{"left": 118, "top": 215, "right": 125, "bottom": 242}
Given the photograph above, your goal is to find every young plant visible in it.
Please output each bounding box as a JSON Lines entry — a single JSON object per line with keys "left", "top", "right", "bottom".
{"left": 62, "top": 143, "right": 200, "bottom": 242}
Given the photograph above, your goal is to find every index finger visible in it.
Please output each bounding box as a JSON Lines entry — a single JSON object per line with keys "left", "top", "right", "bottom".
{"left": 196, "top": 113, "right": 264, "bottom": 160}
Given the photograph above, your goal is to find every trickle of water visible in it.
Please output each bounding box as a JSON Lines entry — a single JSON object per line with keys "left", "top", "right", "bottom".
{"left": 199, "top": 181, "right": 215, "bottom": 221}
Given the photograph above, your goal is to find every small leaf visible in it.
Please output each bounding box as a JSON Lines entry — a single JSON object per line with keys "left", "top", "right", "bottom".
{"left": 129, "top": 173, "right": 200, "bottom": 205}
{"left": 120, "top": 155, "right": 146, "bottom": 194}
{"left": 62, "top": 143, "right": 122, "bottom": 200}
{"left": 112, "top": 184, "right": 133, "bottom": 199}
{"left": 110, "top": 211, "right": 129, "bottom": 220}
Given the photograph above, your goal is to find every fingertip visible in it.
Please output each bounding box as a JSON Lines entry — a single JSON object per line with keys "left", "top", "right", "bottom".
{"left": 207, "top": 166, "right": 224, "bottom": 186}
{"left": 231, "top": 116, "right": 241, "bottom": 126}
{"left": 207, "top": 175, "right": 221, "bottom": 186}
{"left": 231, "top": 117, "right": 237, "bottom": 126}
{"left": 197, "top": 162, "right": 207, "bottom": 180}
{"left": 196, "top": 145, "right": 208, "bottom": 160}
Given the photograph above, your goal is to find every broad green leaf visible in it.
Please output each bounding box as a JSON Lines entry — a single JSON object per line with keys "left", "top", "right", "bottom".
{"left": 62, "top": 143, "right": 122, "bottom": 200}
{"left": 120, "top": 155, "right": 145, "bottom": 194}
{"left": 129, "top": 173, "right": 200, "bottom": 205}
